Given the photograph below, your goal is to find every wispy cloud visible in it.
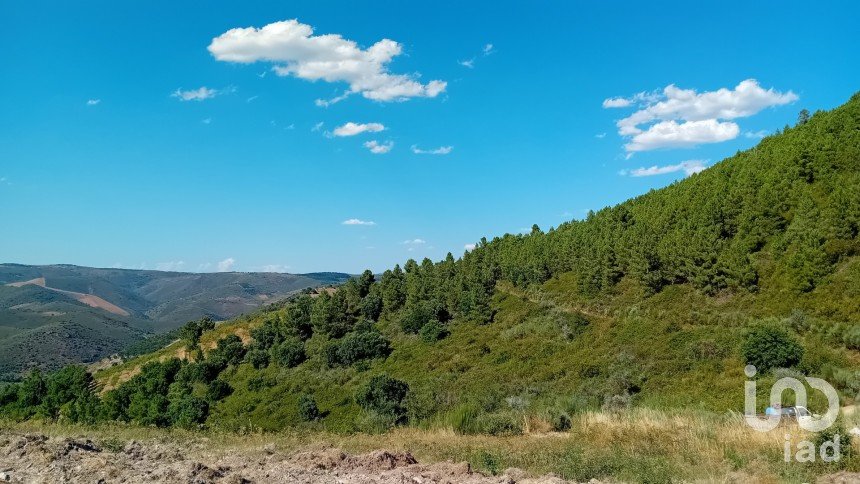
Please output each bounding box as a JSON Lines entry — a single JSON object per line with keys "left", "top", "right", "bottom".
{"left": 217, "top": 257, "right": 236, "bottom": 272}
{"left": 411, "top": 145, "right": 452, "bottom": 155}
{"left": 744, "top": 129, "right": 769, "bottom": 139}
{"left": 86, "top": 99, "right": 101, "bottom": 106}
{"left": 595, "top": 133, "right": 606, "bottom": 139}
{"left": 459, "top": 43, "right": 494, "bottom": 69}
{"left": 604, "top": 80, "right": 797, "bottom": 152}
{"left": 312, "top": 122, "right": 324, "bottom": 132}
{"left": 209, "top": 19, "right": 446, "bottom": 103}
{"left": 342, "top": 218, "right": 376, "bottom": 226}
{"left": 364, "top": 140, "right": 393, "bottom": 154}
{"left": 246, "top": 95, "right": 259, "bottom": 103}
{"left": 156, "top": 261, "right": 186, "bottom": 271}
{"left": 171, "top": 86, "right": 233, "bottom": 102}
{"left": 464, "top": 243, "right": 476, "bottom": 251}
{"left": 620, "top": 160, "right": 707, "bottom": 177}
{"left": 402, "top": 238, "right": 426, "bottom": 245}
{"left": 202, "top": 118, "right": 212, "bottom": 124}
{"left": 458, "top": 58, "right": 475, "bottom": 68}
{"left": 602, "top": 97, "right": 631, "bottom": 108}
{"left": 332, "top": 122, "right": 385, "bottom": 137}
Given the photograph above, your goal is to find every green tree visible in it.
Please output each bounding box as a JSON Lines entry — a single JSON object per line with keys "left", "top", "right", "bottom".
{"left": 298, "top": 393, "right": 320, "bottom": 421}
{"left": 742, "top": 324, "right": 804, "bottom": 372}
{"left": 356, "top": 374, "right": 410, "bottom": 424}
{"left": 271, "top": 338, "right": 306, "bottom": 368}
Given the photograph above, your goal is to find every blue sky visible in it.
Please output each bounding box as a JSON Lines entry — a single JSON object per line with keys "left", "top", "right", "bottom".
{"left": 1, "top": 1, "right": 858, "bottom": 274}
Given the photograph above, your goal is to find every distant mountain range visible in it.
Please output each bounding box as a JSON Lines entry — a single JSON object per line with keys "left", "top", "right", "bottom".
{"left": 0, "top": 264, "right": 350, "bottom": 379}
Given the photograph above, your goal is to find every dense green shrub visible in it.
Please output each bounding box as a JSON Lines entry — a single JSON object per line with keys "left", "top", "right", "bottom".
{"left": 298, "top": 393, "right": 320, "bottom": 421}
{"left": 271, "top": 338, "right": 306, "bottom": 368}
{"left": 400, "top": 303, "right": 435, "bottom": 334}
{"left": 247, "top": 348, "right": 270, "bottom": 369}
{"left": 167, "top": 394, "right": 208, "bottom": 428}
{"left": 250, "top": 321, "right": 282, "bottom": 350}
{"left": 208, "top": 335, "right": 246, "bottom": 369}
{"left": 180, "top": 317, "right": 215, "bottom": 350}
{"left": 419, "top": 319, "right": 449, "bottom": 343}
{"left": 206, "top": 379, "right": 233, "bottom": 402}
{"left": 337, "top": 331, "right": 391, "bottom": 365}
{"left": 356, "top": 374, "right": 409, "bottom": 423}
{"left": 742, "top": 324, "right": 804, "bottom": 372}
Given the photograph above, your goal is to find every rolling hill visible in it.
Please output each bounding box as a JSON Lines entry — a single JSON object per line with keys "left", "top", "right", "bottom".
{"left": 87, "top": 91, "right": 860, "bottom": 434}
{"left": 0, "top": 264, "right": 350, "bottom": 379}
{"left": 3, "top": 93, "right": 860, "bottom": 481}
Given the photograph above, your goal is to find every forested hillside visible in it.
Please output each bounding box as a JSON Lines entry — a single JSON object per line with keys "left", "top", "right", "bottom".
{"left": 2, "top": 93, "right": 859, "bottom": 441}
{"left": 0, "top": 264, "right": 351, "bottom": 379}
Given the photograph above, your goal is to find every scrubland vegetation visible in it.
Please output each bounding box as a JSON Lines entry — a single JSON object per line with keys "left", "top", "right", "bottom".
{"left": 2, "top": 93, "right": 860, "bottom": 481}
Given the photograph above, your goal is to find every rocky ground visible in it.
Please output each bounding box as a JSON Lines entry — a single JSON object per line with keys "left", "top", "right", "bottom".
{"left": 0, "top": 432, "right": 577, "bottom": 484}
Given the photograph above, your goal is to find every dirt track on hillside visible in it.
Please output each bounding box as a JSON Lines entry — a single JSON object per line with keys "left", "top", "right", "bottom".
{"left": 0, "top": 432, "right": 577, "bottom": 484}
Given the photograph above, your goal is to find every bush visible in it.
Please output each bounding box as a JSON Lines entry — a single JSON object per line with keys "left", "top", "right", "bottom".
{"left": 476, "top": 411, "right": 523, "bottom": 436}
{"left": 842, "top": 326, "right": 860, "bottom": 350}
{"left": 400, "top": 303, "right": 435, "bottom": 334}
{"left": 167, "top": 394, "right": 208, "bottom": 428}
{"left": 206, "top": 379, "right": 233, "bottom": 402}
{"left": 247, "top": 348, "right": 270, "bottom": 369}
{"left": 742, "top": 324, "right": 804, "bottom": 372}
{"left": 547, "top": 408, "right": 572, "bottom": 431}
{"left": 271, "top": 338, "right": 306, "bottom": 368}
{"left": 356, "top": 374, "right": 409, "bottom": 424}
{"left": 250, "top": 321, "right": 281, "bottom": 350}
{"left": 449, "top": 402, "right": 482, "bottom": 434}
{"left": 419, "top": 319, "right": 449, "bottom": 343}
{"left": 337, "top": 331, "right": 391, "bottom": 365}
{"left": 297, "top": 393, "right": 320, "bottom": 421}
{"left": 208, "top": 335, "right": 247, "bottom": 369}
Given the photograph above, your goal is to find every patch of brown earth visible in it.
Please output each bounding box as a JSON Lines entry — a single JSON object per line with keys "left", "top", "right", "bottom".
{"left": 0, "top": 432, "right": 579, "bottom": 484}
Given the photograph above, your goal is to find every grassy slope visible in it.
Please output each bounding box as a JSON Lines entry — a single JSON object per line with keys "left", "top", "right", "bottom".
{"left": 95, "top": 255, "right": 860, "bottom": 434}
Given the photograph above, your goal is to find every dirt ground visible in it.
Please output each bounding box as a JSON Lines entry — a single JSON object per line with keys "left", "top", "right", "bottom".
{"left": 0, "top": 431, "right": 580, "bottom": 484}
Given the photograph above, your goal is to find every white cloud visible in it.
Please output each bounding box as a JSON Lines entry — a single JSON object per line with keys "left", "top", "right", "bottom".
{"left": 208, "top": 19, "right": 447, "bottom": 103}
{"left": 364, "top": 140, "right": 393, "bottom": 154}
{"left": 621, "top": 160, "right": 708, "bottom": 177}
{"left": 171, "top": 86, "right": 225, "bottom": 102}
{"left": 402, "top": 238, "right": 426, "bottom": 245}
{"left": 332, "top": 122, "right": 385, "bottom": 137}
{"left": 483, "top": 43, "right": 494, "bottom": 55}
{"left": 246, "top": 95, "right": 259, "bottom": 102}
{"left": 606, "top": 80, "right": 797, "bottom": 152}
{"left": 312, "top": 122, "right": 324, "bottom": 132}
{"left": 464, "top": 243, "right": 476, "bottom": 251}
{"left": 625, "top": 119, "right": 739, "bottom": 152}
{"left": 156, "top": 261, "right": 186, "bottom": 271}
{"left": 86, "top": 99, "right": 101, "bottom": 106}
{"left": 217, "top": 257, "right": 236, "bottom": 272}
{"left": 602, "top": 97, "right": 631, "bottom": 108}
{"left": 411, "top": 145, "right": 452, "bottom": 155}
{"left": 745, "top": 129, "right": 769, "bottom": 139}
{"left": 595, "top": 133, "right": 606, "bottom": 139}
{"left": 458, "top": 58, "right": 474, "bottom": 68}
{"left": 342, "top": 218, "right": 376, "bottom": 226}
